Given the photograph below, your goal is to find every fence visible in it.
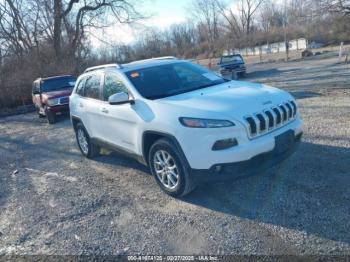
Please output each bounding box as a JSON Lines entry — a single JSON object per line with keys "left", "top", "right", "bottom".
{"left": 224, "top": 38, "right": 308, "bottom": 56}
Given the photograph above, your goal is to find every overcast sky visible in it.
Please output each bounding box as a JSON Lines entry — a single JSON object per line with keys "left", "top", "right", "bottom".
{"left": 90, "top": 0, "right": 190, "bottom": 47}
{"left": 89, "top": 0, "right": 283, "bottom": 48}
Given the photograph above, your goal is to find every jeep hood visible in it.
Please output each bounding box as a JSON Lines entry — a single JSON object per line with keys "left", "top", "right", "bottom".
{"left": 157, "top": 81, "right": 294, "bottom": 120}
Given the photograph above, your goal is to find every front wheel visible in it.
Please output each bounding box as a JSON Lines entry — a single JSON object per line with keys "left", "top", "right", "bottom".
{"left": 239, "top": 71, "right": 246, "bottom": 78}
{"left": 75, "top": 122, "right": 100, "bottom": 158}
{"left": 45, "top": 107, "right": 56, "bottom": 124}
{"left": 149, "top": 138, "right": 196, "bottom": 197}
{"left": 231, "top": 71, "right": 238, "bottom": 80}
{"left": 36, "top": 106, "right": 45, "bottom": 118}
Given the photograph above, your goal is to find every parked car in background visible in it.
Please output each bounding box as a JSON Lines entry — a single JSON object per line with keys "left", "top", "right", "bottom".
{"left": 218, "top": 54, "right": 246, "bottom": 79}
{"left": 70, "top": 57, "right": 303, "bottom": 197}
{"left": 32, "top": 75, "right": 76, "bottom": 124}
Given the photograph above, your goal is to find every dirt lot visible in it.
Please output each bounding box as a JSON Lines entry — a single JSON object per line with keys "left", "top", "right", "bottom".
{"left": 0, "top": 56, "right": 349, "bottom": 255}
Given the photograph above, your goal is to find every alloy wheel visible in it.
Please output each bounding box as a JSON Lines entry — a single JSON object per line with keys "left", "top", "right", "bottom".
{"left": 153, "top": 150, "right": 179, "bottom": 189}
{"left": 77, "top": 128, "right": 89, "bottom": 155}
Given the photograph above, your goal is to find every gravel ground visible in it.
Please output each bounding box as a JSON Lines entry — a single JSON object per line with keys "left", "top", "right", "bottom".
{"left": 0, "top": 57, "right": 349, "bottom": 256}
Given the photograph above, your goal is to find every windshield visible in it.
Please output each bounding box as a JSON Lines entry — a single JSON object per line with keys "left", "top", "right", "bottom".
{"left": 125, "top": 62, "right": 225, "bottom": 99}
{"left": 41, "top": 77, "right": 76, "bottom": 92}
{"left": 220, "top": 55, "right": 243, "bottom": 64}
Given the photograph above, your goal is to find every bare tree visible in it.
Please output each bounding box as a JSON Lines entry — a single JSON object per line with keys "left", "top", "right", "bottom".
{"left": 169, "top": 23, "right": 197, "bottom": 55}
{"left": 189, "top": 0, "right": 221, "bottom": 54}
{"left": 52, "top": 0, "right": 142, "bottom": 62}
{"left": 321, "top": 0, "right": 350, "bottom": 15}
{"left": 0, "top": 0, "right": 36, "bottom": 56}
{"left": 214, "top": 0, "right": 242, "bottom": 40}
{"left": 212, "top": 0, "right": 265, "bottom": 49}
{"left": 237, "top": 0, "right": 265, "bottom": 35}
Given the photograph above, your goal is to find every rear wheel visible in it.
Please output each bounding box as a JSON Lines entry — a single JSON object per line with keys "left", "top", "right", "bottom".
{"left": 75, "top": 122, "right": 100, "bottom": 158}
{"left": 149, "top": 138, "right": 196, "bottom": 197}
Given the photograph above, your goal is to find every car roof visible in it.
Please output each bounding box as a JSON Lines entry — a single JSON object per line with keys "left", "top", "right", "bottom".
{"left": 35, "top": 75, "right": 75, "bottom": 82}
{"left": 221, "top": 54, "right": 242, "bottom": 57}
{"left": 82, "top": 57, "right": 187, "bottom": 75}
{"left": 121, "top": 59, "right": 185, "bottom": 72}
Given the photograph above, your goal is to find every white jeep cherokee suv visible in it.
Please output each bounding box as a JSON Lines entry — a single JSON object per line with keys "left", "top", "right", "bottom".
{"left": 70, "top": 57, "right": 303, "bottom": 197}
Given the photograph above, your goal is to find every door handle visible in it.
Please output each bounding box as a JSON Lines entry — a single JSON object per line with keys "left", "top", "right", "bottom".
{"left": 79, "top": 102, "right": 84, "bottom": 108}
{"left": 101, "top": 108, "right": 109, "bottom": 113}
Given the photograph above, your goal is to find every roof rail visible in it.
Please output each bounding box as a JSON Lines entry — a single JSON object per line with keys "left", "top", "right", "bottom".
{"left": 84, "top": 63, "right": 122, "bottom": 73}
{"left": 128, "top": 56, "right": 177, "bottom": 65}
{"left": 153, "top": 56, "right": 177, "bottom": 60}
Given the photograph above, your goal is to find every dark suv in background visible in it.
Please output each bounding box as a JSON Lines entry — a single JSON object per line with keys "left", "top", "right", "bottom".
{"left": 218, "top": 54, "right": 246, "bottom": 79}
{"left": 32, "top": 75, "right": 76, "bottom": 124}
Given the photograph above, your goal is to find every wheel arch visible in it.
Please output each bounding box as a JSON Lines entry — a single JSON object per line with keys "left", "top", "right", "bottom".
{"left": 71, "top": 115, "right": 84, "bottom": 131}
{"left": 142, "top": 131, "right": 189, "bottom": 167}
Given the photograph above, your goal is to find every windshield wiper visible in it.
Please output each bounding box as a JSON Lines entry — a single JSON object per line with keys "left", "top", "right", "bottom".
{"left": 187, "top": 83, "right": 218, "bottom": 92}
{"left": 146, "top": 83, "right": 219, "bottom": 100}
{"left": 146, "top": 94, "right": 170, "bottom": 100}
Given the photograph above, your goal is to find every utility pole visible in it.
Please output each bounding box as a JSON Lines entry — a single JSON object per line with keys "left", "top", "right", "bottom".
{"left": 284, "top": 0, "right": 289, "bottom": 62}
{"left": 339, "top": 42, "right": 344, "bottom": 62}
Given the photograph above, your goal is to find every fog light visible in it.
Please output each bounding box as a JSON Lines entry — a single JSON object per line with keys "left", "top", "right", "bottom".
{"left": 212, "top": 138, "right": 238, "bottom": 151}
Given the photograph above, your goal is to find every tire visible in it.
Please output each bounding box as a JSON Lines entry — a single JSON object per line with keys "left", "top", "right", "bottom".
{"left": 36, "top": 106, "right": 45, "bottom": 118}
{"left": 231, "top": 71, "right": 238, "bottom": 80}
{"left": 149, "top": 138, "right": 196, "bottom": 197}
{"left": 75, "top": 122, "right": 100, "bottom": 158}
{"left": 45, "top": 107, "right": 56, "bottom": 124}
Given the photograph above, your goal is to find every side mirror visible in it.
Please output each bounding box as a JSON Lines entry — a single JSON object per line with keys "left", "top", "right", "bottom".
{"left": 108, "top": 92, "right": 133, "bottom": 105}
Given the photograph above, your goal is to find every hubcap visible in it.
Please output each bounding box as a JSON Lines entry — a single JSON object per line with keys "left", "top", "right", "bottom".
{"left": 153, "top": 150, "right": 179, "bottom": 189}
{"left": 77, "top": 128, "right": 89, "bottom": 154}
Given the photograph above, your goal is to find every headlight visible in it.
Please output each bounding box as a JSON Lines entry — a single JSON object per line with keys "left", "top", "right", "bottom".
{"left": 47, "top": 98, "right": 60, "bottom": 106}
{"left": 179, "top": 117, "right": 234, "bottom": 128}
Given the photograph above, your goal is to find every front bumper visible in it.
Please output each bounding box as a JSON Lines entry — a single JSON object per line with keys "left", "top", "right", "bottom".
{"left": 220, "top": 67, "right": 246, "bottom": 73}
{"left": 47, "top": 104, "right": 69, "bottom": 114}
{"left": 178, "top": 117, "right": 303, "bottom": 169}
{"left": 192, "top": 131, "right": 302, "bottom": 182}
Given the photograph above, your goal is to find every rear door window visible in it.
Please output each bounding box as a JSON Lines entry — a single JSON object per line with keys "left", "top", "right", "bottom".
{"left": 84, "top": 74, "right": 102, "bottom": 100}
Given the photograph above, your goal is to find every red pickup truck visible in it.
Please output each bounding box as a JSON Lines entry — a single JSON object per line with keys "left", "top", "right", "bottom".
{"left": 32, "top": 75, "right": 76, "bottom": 124}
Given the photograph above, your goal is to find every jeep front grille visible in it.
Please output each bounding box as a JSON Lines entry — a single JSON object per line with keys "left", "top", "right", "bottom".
{"left": 290, "top": 101, "right": 297, "bottom": 117}
{"left": 272, "top": 107, "right": 282, "bottom": 125}
{"left": 279, "top": 104, "right": 287, "bottom": 121}
{"left": 245, "top": 117, "right": 257, "bottom": 135}
{"left": 244, "top": 100, "right": 297, "bottom": 138}
{"left": 256, "top": 113, "right": 266, "bottom": 132}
